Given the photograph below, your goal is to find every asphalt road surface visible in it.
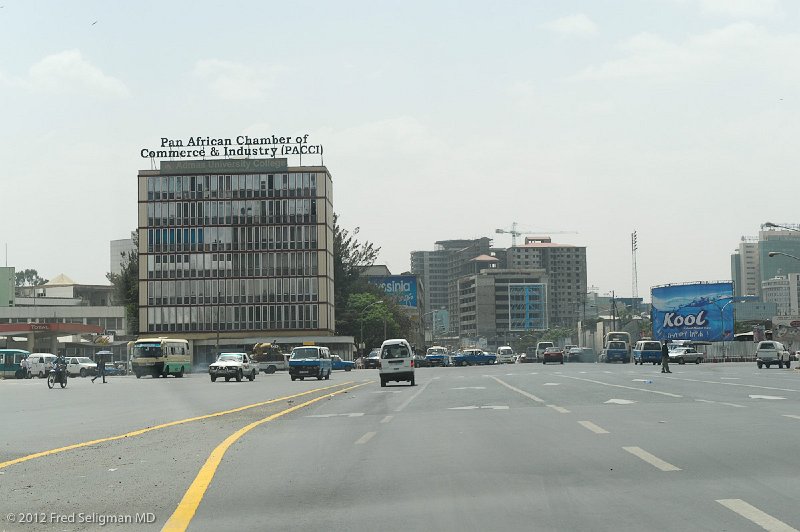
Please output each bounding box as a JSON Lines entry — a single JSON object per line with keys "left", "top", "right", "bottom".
{"left": 2, "top": 362, "right": 800, "bottom": 531}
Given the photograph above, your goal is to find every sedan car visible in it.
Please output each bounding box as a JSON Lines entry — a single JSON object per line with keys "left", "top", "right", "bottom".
{"left": 542, "top": 347, "right": 564, "bottom": 365}
{"left": 668, "top": 347, "right": 703, "bottom": 364}
{"left": 65, "top": 357, "right": 97, "bottom": 377}
{"left": 331, "top": 355, "right": 355, "bottom": 371}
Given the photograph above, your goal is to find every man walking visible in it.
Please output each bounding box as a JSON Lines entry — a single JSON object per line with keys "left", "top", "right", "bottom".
{"left": 92, "top": 354, "right": 107, "bottom": 383}
{"left": 661, "top": 340, "right": 672, "bottom": 373}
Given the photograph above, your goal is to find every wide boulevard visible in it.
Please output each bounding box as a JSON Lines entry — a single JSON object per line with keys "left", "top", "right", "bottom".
{"left": 2, "top": 362, "right": 799, "bottom": 531}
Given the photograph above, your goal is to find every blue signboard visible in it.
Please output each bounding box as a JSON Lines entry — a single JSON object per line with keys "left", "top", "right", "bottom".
{"left": 369, "top": 276, "right": 418, "bottom": 308}
{"left": 651, "top": 282, "right": 734, "bottom": 341}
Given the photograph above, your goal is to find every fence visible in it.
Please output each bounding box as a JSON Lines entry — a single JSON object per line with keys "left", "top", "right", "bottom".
{"left": 698, "top": 342, "right": 756, "bottom": 363}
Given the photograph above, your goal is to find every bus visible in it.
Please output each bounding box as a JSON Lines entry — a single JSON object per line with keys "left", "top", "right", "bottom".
{"left": 252, "top": 342, "right": 289, "bottom": 373}
{"left": 0, "top": 349, "right": 30, "bottom": 379}
{"left": 131, "top": 338, "right": 191, "bottom": 378}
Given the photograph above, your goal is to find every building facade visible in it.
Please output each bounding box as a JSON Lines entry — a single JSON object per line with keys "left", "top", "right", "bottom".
{"left": 110, "top": 238, "right": 136, "bottom": 277}
{"left": 457, "top": 269, "right": 548, "bottom": 349}
{"left": 760, "top": 274, "right": 800, "bottom": 316}
{"left": 731, "top": 227, "right": 800, "bottom": 298}
{"left": 137, "top": 159, "right": 336, "bottom": 357}
{"left": 506, "top": 237, "right": 587, "bottom": 327}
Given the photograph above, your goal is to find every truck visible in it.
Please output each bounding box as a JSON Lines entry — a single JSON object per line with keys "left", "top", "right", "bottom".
{"left": 252, "top": 342, "right": 288, "bottom": 374}
{"left": 288, "top": 345, "right": 332, "bottom": 381}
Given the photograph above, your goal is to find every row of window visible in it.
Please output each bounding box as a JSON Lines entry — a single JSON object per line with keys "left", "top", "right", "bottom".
{"left": 147, "top": 277, "right": 320, "bottom": 306}
{"left": 146, "top": 199, "right": 319, "bottom": 227}
{"left": 146, "top": 251, "right": 321, "bottom": 280}
{"left": 147, "top": 173, "right": 319, "bottom": 201}
{"left": 0, "top": 318, "right": 123, "bottom": 329}
{"left": 146, "top": 304, "right": 320, "bottom": 333}
{"left": 146, "top": 225, "right": 319, "bottom": 253}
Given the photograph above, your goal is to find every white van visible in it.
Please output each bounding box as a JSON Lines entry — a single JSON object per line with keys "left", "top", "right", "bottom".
{"left": 27, "top": 353, "right": 57, "bottom": 378}
{"left": 496, "top": 346, "right": 515, "bottom": 364}
{"left": 379, "top": 338, "right": 415, "bottom": 387}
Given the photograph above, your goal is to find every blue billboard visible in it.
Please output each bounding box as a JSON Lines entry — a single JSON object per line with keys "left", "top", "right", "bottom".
{"left": 651, "top": 282, "right": 734, "bottom": 342}
{"left": 369, "top": 275, "right": 418, "bottom": 308}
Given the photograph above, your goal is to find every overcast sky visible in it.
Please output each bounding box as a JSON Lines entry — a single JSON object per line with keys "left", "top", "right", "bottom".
{"left": 1, "top": 0, "right": 797, "bottom": 299}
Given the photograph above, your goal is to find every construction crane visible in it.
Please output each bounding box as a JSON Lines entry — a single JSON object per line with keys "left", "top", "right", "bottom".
{"left": 495, "top": 222, "right": 577, "bottom": 247}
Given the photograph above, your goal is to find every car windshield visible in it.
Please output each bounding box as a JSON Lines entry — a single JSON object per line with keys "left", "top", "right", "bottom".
{"left": 291, "top": 348, "right": 320, "bottom": 359}
{"left": 608, "top": 342, "right": 626, "bottom": 349}
{"left": 217, "top": 354, "right": 243, "bottom": 362}
{"left": 132, "top": 344, "right": 162, "bottom": 358}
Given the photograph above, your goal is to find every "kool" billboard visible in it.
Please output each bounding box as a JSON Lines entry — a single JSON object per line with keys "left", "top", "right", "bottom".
{"left": 651, "top": 281, "right": 734, "bottom": 341}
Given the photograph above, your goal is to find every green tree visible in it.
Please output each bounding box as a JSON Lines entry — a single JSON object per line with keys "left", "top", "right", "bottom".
{"left": 107, "top": 232, "right": 139, "bottom": 334}
{"left": 333, "top": 213, "right": 381, "bottom": 335}
{"left": 15, "top": 269, "right": 48, "bottom": 287}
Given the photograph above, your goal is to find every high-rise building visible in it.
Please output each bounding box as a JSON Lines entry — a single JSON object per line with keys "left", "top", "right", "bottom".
{"left": 761, "top": 273, "right": 800, "bottom": 316}
{"left": 411, "top": 238, "right": 492, "bottom": 336}
{"left": 731, "top": 226, "right": 800, "bottom": 298}
{"left": 137, "top": 159, "right": 335, "bottom": 363}
{"left": 506, "top": 237, "right": 587, "bottom": 327}
{"left": 110, "top": 238, "right": 135, "bottom": 277}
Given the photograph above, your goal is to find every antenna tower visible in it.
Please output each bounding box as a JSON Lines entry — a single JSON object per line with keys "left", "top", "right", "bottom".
{"left": 631, "top": 231, "right": 639, "bottom": 299}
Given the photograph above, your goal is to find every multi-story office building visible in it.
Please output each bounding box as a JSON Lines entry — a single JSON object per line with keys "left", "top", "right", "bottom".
{"left": 411, "top": 238, "right": 492, "bottom": 336}
{"left": 761, "top": 273, "right": 800, "bottom": 316}
{"left": 457, "top": 269, "right": 548, "bottom": 348}
{"left": 506, "top": 237, "right": 587, "bottom": 327}
{"left": 110, "top": 238, "right": 136, "bottom": 276}
{"left": 731, "top": 227, "right": 800, "bottom": 298}
{"left": 137, "top": 159, "right": 336, "bottom": 362}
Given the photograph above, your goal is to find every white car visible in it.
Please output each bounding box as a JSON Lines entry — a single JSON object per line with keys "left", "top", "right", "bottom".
{"left": 66, "top": 356, "right": 97, "bottom": 377}
{"left": 379, "top": 338, "right": 415, "bottom": 387}
{"left": 755, "top": 341, "right": 791, "bottom": 369}
{"left": 209, "top": 352, "right": 258, "bottom": 382}
{"left": 668, "top": 347, "right": 704, "bottom": 364}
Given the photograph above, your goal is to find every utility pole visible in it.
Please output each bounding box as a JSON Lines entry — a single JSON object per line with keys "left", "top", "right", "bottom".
{"left": 611, "top": 290, "right": 617, "bottom": 331}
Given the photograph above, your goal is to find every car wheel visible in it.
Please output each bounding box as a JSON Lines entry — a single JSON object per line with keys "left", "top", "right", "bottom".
{"left": 225, "top": 376, "right": 230, "bottom": 382}
{"left": 291, "top": 376, "right": 297, "bottom": 381}
{"left": 248, "top": 370, "right": 255, "bottom": 381}
{"left": 299, "top": 377, "right": 304, "bottom": 381}
{"left": 678, "top": 358, "right": 685, "bottom": 365}
{"left": 695, "top": 358, "right": 701, "bottom": 364}
{"left": 177, "top": 366, "right": 185, "bottom": 378}
{"left": 757, "top": 362, "right": 763, "bottom": 368}
{"left": 80, "top": 368, "right": 87, "bottom": 378}
{"left": 380, "top": 378, "right": 386, "bottom": 387}
{"left": 210, "top": 375, "right": 216, "bottom": 382}
{"left": 560, "top": 360, "right": 564, "bottom": 365}
{"left": 265, "top": 365, "right": 276, "bottom": 374}
{"left": 39, "top": 371, "right": 44, "bottom": 378}
{"left": 135, "top": 372, "right": 142, "bottom": 379}
{"left": 410, "top": 375, "right": 415, "bottom": 386}
{"left": 345, "top": 367, "right": 351, "bottom": 371}
{"left": 236, "top": 369, "right": 243, "bottom": 382}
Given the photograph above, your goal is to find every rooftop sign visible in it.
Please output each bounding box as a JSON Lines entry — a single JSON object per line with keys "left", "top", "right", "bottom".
{"left": 140, "top": 134, "right": 323, "bottom": 161}
{"left": 160, "top": 159, "right": 289, "bottom": 174}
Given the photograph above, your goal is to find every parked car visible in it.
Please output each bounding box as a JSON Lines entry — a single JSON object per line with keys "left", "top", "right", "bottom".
{"left": 668, "top": 347, "right": 704, "bottom": 365}
{"left": 542, "top": 346, "right": 564, "bottom": 365}
{"left": 65, "top": 356, "right": 97, "bottom": 377}
{"left": 755, "top": 341, "right": 790, "bottom": 369}
{"left": 364, "top": 349, "right": 381, "bottom": 369}
{"left": 331, "top": 355, "right": 355, "bottom": 371}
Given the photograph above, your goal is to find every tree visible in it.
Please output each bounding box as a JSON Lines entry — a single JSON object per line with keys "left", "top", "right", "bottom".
{"left": 15, "top": 269, "right": 48, "bottom": 287}
{"left": 340, "top": 291, "right": 414, "bottom": 351}
{"left": 107, "top": 232, "right": 138, "bottom": 335}
{"left": 333, "top": 213, "right": 381, "bottom": 334}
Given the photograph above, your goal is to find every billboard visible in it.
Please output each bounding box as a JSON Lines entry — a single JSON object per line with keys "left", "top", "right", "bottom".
{"left": 368, "top": 275, "right": 418, "bottom": 308}
{"left": 772, "top": 316, "right": 800, "bottom": 350}
{"left": 651, "top": 282, "right": 734, "bottom": 341}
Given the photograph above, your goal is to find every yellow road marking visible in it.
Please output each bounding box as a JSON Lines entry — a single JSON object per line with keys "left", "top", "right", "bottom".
{"left": 162, "top": 381, "right": 370, "bottom": 532}
{"left": 0, "top": 382, "right": 354, "bottom": 470}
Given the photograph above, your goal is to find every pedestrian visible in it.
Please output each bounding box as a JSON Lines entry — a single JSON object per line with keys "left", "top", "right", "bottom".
{"left": 661, "top": 340, "right": 672, "bottom": 373}
{"left": 92, "top": 354, "right": 107, "bottom": 383}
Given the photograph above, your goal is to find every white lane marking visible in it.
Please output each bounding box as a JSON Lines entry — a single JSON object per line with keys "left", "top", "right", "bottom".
{"left": 490, "top": 376, "right": 545, "bottom": 403}
{"left": 749, "top": 395, "right": 786, "bottom": 400}
{"left": 543, "top": 383, "right": 561, "bottom": 386}
{"left": 380, "top": 415, "right": 394, "bottom": 424}
{"left": 395, "top": 378, "right": 433, "bottom": 412}
{"left": 448, "top": 405, "right": 509, "bottom": 410}
{"left": 605, "top": 399, "right": 636, "bottom": 405}
{"left": 720, "top": 377, "right": 740, "bottom": 380}
{"left": 579, "top": 371, "right": 587, "bottom": 374}
{"left": 578, "top": 421, "right": 609, "bottom": 434}
{"left": 716, "top": 499, "right": 798, "bottom": 532}
{"left": 529, "top": 372, "right": 539, "bottom": 375}
{"left": 623, "top": 446, "right": 681, "bottom": 472}
{"left": 695, "top": 399, "right": 745, "bottom": 408}
{"left": 783, "top": 414, "right": 800, "bottom": 420}
{"left": 306, "top": 412, "right": 365, "bottom": 418}
{"left": 560, "top": 375, "right": 682, "bottom": 398}
{"left": 663, "top": 376, "right": 799, "bottom": 393}
{"left": 547, "top": 404, "right": 570, "bottom": 413}
{"left": 451, "top": 386, "right": 486, "bottom": 390}
{"left": 355, "top": 431, "right": 377, "bottom": 445}
{"left": 603, "top": 371, "right": 612, "bottom": 374}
